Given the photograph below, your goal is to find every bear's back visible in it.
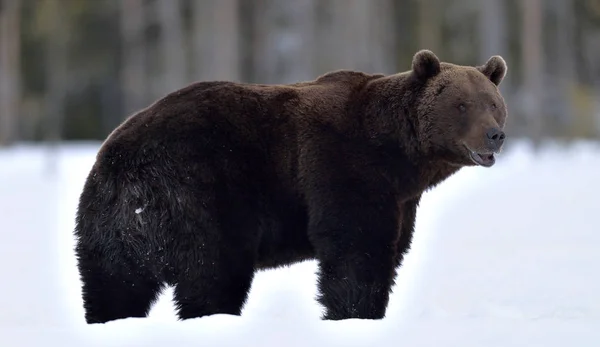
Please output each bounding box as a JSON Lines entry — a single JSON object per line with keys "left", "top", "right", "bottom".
{"left": 103, "top": 70, "right": 379, "bottom": 149}
{"left": 93, "top": 71, "right": 379, "bottom": 182}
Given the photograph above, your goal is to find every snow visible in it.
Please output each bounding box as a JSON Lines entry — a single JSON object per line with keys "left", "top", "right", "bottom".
{"left": 1, "top": 140, "right": 599, "bottom": 346}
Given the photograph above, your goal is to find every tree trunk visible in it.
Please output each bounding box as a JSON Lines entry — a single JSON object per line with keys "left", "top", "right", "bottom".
{"left": 44, "top": 0, "right": 68, "bottom": 173}
{"left": 418, "top": 0, "right": 441, "bottom": 53}
{"left": 521, "top": 0, "right": 544, "bottom": 146}
{"left": 156, "top": 0, "right": 187, "bottom": 94}
{"left": 0, "top": 0, "right": 21, "bottom": 147}
{"left": 193, "top": 0, "right": 240, "bottom": 82}
{"left": 119, "top": 0, "right": 147, "bottom": 116}
{"left": 478, "top": 0, "right": 507, "bottom": 62}
{"left": 554, "top": 0, "right": 576, "bottom": 131}
{"left": 253, "top": 0, "right": 316, "bottom": 84}
{"left": 368, "top": 0, "right": 396, "bottom": 74}
{"left": 332, "top": 0, "right": 371, "bottom": 71}
{"left": 44, "top": 0, "right": 67, "bottom": 144}
{"left": 479, "top": 0, "right": 512, "bottom": 126}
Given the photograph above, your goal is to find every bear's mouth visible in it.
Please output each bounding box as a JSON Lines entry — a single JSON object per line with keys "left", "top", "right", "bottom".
{"left": 464, "top": 146, "right": 496, "bottom": 167}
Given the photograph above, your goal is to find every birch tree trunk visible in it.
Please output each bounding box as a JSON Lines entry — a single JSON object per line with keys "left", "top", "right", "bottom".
{"left": 193, "top": 0, "right": 240, "bottom": 82}
{"left": 0, "top": 0, "right": 21, "bottom": 146}
{"left": 119, "top": 0, "right": 147, "bottom": 116}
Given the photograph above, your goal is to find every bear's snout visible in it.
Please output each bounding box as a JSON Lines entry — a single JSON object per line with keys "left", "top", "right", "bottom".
{"left": 485, "top": 127, "right": 505, "bottom": 152}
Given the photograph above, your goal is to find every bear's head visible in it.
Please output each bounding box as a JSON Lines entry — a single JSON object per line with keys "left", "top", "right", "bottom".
{"left": 411, "top": 50, "right": 508, "bottom": 168}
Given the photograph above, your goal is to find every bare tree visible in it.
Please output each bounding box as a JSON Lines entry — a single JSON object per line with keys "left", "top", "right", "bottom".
{"left": 0, "top": 0, "right": 21, "bottom": 147}
{"left": 193, "top": 0, "right": 240, "bottom": 82}
{"left": 119, "top": 0, "right": 147, "bottom": 116}
{"left": 156, "top": 0, "right": 187, "bottom": 94}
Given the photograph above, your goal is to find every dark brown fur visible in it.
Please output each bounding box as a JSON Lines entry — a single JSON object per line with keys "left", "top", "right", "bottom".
{"left": 74, "top": 50, "right": 508, "bottom": 323}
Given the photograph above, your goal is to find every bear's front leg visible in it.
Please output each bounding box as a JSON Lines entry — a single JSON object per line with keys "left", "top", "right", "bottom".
{"left": 307, "top": 186, "right": 399, "bottom": 320}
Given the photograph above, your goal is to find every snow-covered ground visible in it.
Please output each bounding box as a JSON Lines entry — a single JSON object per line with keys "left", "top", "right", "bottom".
{"left": 0, "top": 140, "right": 599, "bottom": 346}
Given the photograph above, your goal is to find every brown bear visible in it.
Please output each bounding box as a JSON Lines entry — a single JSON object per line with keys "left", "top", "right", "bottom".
{"left": 74, "top": 49, "right": 508, "bottom": 324}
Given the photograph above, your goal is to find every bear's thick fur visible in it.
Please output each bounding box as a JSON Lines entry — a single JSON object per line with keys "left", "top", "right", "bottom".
{"left": 75, "top": 50, "right": 508, "bottom": 323}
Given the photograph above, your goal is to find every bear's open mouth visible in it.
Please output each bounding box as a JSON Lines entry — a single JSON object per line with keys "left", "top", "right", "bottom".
{"left": 464, "top": 146, "right": 496, "bottom": 167}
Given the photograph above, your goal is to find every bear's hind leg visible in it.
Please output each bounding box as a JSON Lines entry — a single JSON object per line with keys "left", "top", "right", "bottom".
{"left": 77, "top": 251, "right": 164, "bottom": 324}
{"left": 170, "top": 187, "right": 260, "bottom": 320}
{"left": 172, "top": 254, "right": 255, "bottom": 320}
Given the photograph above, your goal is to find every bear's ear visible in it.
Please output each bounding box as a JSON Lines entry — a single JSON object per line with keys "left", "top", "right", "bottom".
{"left": 478, "top": 55, "right": 507, "bottom": 86}
{"left": 412, "top": 49, "right": 441, "bottom": 81}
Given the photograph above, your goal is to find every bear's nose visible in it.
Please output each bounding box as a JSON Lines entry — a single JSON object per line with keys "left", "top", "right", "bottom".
{"left": 486, "top": 127, "right": 505, "bottom": 150}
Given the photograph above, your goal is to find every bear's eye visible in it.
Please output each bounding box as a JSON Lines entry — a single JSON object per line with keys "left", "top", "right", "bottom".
{"left": 458, "top": 103, "right": 466, "bottom": 112}
{"left": 491, "top": 103, "right": 497, "bottom": 110}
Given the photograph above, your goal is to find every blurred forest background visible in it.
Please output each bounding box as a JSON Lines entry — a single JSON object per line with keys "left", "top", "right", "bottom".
{"left": 1, "top": 0, "right": 600, "bottom": 147}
